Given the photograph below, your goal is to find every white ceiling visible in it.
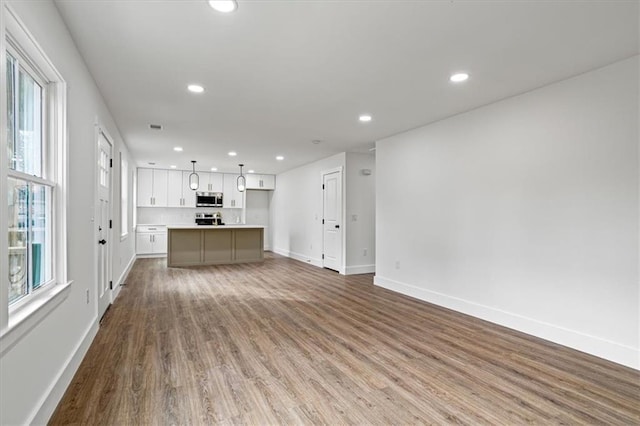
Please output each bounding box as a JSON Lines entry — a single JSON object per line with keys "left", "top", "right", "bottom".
{"left": 54, "top": 0, "right": 638, "bottom": 175}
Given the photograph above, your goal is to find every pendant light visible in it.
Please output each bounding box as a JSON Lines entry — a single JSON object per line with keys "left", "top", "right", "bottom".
{"left": 237, "top": 164, "right": 246, "bottom": 192}
{"left": 189, "top": 160, "right": 199, "bottom": 190}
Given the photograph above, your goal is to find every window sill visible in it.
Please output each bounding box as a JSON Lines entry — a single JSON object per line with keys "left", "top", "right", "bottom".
{"left": 0, "top": 280, "right": 72, "bottom": 356}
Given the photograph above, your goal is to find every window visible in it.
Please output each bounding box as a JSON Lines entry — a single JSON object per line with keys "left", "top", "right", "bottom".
{"left": 6, "top": 47, "right": 54, "bottom": 304}
{"left": 2, "top": 4, "right": 68, "bottom": 324}
{"left": 120, "top": 152, "right": 128, "bottom": 238}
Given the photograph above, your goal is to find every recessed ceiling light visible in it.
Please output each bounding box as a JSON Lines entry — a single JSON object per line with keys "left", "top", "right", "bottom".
{"left": 170, "top": 165, "right": 177, "bottom": 169}
{"left": 173, "top": 146, "right": 183, "bottom": 152}
{"left": 228, "top": 151, "right": 237, "bottom": 156}
{"left": 311, "top": 139, "right": 322, "bottom": 145}
{"left": 149, "top": 124, "right": 163, "bottom": 130}
{"left": 148, "top": 162, "right": 156, "bottom": 165}
{"left": 450, "top": 72, "right": 469, "bottom": 83}
{"left": 210, "top": 167, "right": 218, "bottom": 171}
{"left": 359, "top": 114, "right": 372, "bottom": 122}
{"left": 276, "top": 155, "right": 284, "bottom": 161}
{"left": 208, "top": 0, "right": 237, "bottom": 13}
{"left": 248, "top": 170, "right": 255, "bottom": 173}
{"left": 187, "top": 84, "right": 205, "bottom": 93}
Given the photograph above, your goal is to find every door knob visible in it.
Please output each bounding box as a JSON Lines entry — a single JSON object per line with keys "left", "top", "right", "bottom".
{"left": 98, "top": 239, "right": 107, "bottom": 245}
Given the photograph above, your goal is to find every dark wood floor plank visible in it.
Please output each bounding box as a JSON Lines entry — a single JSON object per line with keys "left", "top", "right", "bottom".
{"left": 49, "top": 253, "right": 640, "bottom": 425}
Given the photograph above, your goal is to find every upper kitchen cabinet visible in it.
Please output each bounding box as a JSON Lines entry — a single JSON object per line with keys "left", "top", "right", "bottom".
{"left": 246, "top": 174, "right": 276, "bottom": 190}
{"left": 137, "top": 168, "right": 168, "bottom": 207}
{"left": 167, "top": 170, "right": 196, "bottom": 207}
{"left": 223, "top": 174, "right": 244, "bottom": 208}
{"left": 201, "top": 172, "right": 224, "bottom": 193}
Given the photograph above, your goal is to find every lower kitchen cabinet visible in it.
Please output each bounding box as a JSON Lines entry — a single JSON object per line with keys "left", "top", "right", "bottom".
{"left": 136, "top": 225, "right": 167, "bottom": 255}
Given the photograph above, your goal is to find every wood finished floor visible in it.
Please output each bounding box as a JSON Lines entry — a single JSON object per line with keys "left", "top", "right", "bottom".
{"left": 50, "top": 253, "right": 640, "bottom": 425}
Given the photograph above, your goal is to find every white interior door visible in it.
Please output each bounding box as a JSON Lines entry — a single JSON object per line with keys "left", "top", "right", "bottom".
{"left": 97, "top": 131, "right": 112, "bottom": 319}
{"left": 322, "top": 169, "right": 342, "bottom": 272}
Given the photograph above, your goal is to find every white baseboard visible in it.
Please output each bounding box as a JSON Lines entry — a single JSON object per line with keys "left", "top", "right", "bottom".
{"left": 136, "top": 253, "right": 166, "bottom": 258}
{"left": 345, "top": 264, "right": 375, "bottom": 275}
{"left": 272, "top": 248, "right": 323, "bottom": 268}
{"left": 29, "top": 318, "right": 100, "bottom": 425}
{"left": 374, "top": 275, "right": 639, "bottom": 370}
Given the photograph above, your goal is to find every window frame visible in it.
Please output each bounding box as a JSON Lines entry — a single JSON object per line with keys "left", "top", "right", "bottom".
{"left": 6, "top": 42, "right": 56, "bottom": 305}
{"left": 0, "top": 4, "right": 69, "bottom": 344}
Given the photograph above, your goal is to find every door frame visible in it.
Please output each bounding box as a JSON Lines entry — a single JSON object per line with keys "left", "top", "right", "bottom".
{"left": 94, "top": 122, "right": 114, "bottom": 318}
{"left": 321, "top": 166, "right": 345, "bottom": 274}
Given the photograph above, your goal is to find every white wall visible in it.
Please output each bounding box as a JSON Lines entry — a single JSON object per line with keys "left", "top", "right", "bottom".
{"left": 375, "top": 56, "right": 639, "bottom": 369}
{"left": 0, "top": 1, "right": 136, "bottom": 424}
{"left": 345, "top": 152, "right": 376, "bottom": 274}
{"left": 272, "top": 152, "right": 376, "bottom": 274}
{"left": 114, "top": 144, "right": 136, "bottom": 290}
{"left": 246, "top": 190, "right": 272, "bottom": 249}
{"left": 271, "top": 153, "right": 346, "bottom": 267}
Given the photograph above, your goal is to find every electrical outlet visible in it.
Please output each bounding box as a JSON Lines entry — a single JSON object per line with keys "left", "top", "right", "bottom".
{"left": 395, "top": 261, "right": 400, "bottom": 270}
{"left": 352, "top": 214, "right": 358, "bottom": 221}
{"left": 363, "top": 248, "right": 367, "bottom": 256}
{"left": 86, "top": 289, "right": 90, "bottom": 304}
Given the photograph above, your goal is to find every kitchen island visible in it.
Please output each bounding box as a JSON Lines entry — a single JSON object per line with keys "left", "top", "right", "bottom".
{"left": 167, "top": 225, "right": 264, "bottom": 267}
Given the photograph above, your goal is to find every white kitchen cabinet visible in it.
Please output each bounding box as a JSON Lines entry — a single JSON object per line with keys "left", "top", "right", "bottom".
{"left": 137, "top": 168, "right": 168, "bottom": 207}
{"left": 246, "top": 174, "right": 275, "bottom": 190}
{"left": 167, "top": 170, "right": 183, "bottom": 207}
{"left": 167, "top": 170, "right": 197, "bottom": 207}
{"left": 223, "top": 174, "right": 244, "bottom": 208}
{"left": 183, "top": 171, "right": 197, "bottom": 207}
{"left": 136, "top": 225, "right": 167, "bottom": 255}
{"left": 201, "top": 172, "right": 224, "bottom": 192}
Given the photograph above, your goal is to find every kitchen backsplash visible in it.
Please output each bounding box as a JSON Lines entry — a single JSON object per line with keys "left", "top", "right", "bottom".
{"left": 137, "top": 207, "right": 243, "bottom": 226}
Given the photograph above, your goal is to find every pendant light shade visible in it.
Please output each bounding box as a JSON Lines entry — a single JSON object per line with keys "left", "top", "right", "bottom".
{"left": 237, "top": 164, "right": 246, "bottom": 192}
{"left": 189, "top": 160, "right": 199, "bottom": 190}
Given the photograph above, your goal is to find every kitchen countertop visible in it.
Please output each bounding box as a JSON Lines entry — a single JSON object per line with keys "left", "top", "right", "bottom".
{"left": 167, "top": 225, "right": 265, "bottom": 229}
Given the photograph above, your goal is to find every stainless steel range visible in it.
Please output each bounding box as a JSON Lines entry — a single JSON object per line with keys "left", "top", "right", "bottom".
{"left": 195, "top": 212, "right": 224, "bottom": 226}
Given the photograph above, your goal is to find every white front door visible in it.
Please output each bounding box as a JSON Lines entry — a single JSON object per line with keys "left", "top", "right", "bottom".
{"left": 97, "top": 131, "right": 112, "bottom": 319}
{"left": 322, "top": 169, "right": 342, "bottom": 272}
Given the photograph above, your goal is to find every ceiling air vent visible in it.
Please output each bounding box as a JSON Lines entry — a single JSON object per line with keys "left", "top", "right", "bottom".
{"left": 149, "top": 124, "right": 163, "bottom": 130}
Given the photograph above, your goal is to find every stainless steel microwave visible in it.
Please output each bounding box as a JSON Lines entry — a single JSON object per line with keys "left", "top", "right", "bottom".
{"left": 196, "top": 192, "right": 223, "bottom": 207}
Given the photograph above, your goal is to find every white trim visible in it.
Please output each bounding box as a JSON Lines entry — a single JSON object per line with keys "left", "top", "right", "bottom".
{"left": 29, "top": 319, "right": 99, "bottom": 425}
{"left": 94, "top": 123, "right": 115, "bottom": 317}
{"left": 136, "top": 253, "right": 167, "bottom": 259}
{"left": 320, "top": 166, "right": 345, "bottom": 274}
{"left": 4, "top": 5, "right": 64, "bottom": 82}
{"left": 120, "top": 152, "right": 129, "bottom": 238}
{"left": 0, "top": 280, "right": 72, "bottom": 356}
{"left": 2, "top": 3, "right": 68, "bottom": 328}
{"left": 345, "top": 264, "right": 375, "bottom": 275}
{"left": 374, "top": 275, "right": 640, "bottom": 370}
{"left": 272, "top": 248, "right": 323, "bottom": 268}
{"left": 0, "top": 1, "right": 9, "bottom": 331}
